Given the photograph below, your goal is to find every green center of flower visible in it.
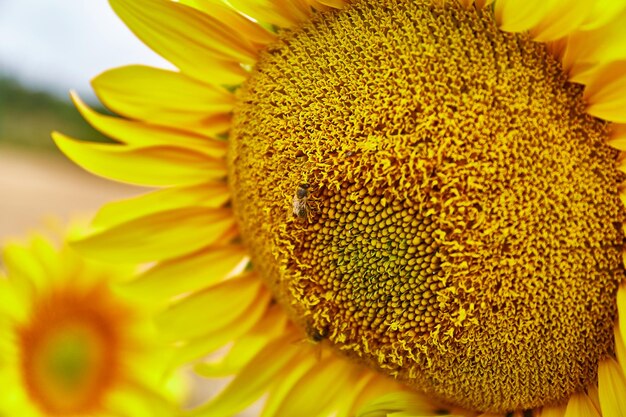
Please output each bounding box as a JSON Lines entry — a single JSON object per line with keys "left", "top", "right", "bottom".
{"left": 228, "top": 0, "right": 626, "bottom": 412}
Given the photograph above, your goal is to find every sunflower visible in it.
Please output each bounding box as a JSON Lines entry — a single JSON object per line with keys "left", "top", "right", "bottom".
{"left": 0, "top": 228, "right": 180, "bottom": 417}
{"left": 54, "top": 0, "right": 626, "bottom": 415}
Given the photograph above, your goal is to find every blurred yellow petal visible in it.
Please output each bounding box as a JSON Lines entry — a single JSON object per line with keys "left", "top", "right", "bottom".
{"left": 616, "top": 323, "right": 626, "bottom": 378}
{"left": 156, "top": 273, "right": 262, "bottom": 340}
{"left": 228, "top": 0, "right": 304, "bottom": 27}
{"left": 194, "top": 305, "right": 289, "bottom": 377}
{"left": 72, "top": 207, "right": 235, "bottom": 263}
{"left": 268, "top": 357, "right": 357, "bottom": 417}
{"left": 92, "top": 65, "right": 234, "bottom": 132}
{"left": 179, "top": 0, "right": 276, "bottom": 47}
{"left": 54, "top": 133, "right": 225, "bottom": 187}
{"left": 563, "top": 12, "right": 626, "bottom": 75}
{"left": 110, "top": 0, "right": 254, "bottom": 84}
{"left": 619, "top": 282, "right": 626, "bottom": 344}
{"left": 580, "top": 0, "right": 626, "bottom": 30}
{"left": 530, "top": 2, "right": 595, "bottom": 42}
{"left": 128, "top": 245, "right": 247, "bottom": 301}
{"left": 93, "top": 182, "right": 229, "bottom": 227}
{"left": 535, "top": 403, "right": 567, "bottom": 417}
{"left": 564, "top": 392, "right": 601, "bottom": 417}
{"left": 172, "top": 289, "right": 272, "bottom": 365}
{"left": 598, "top": 357, "right": 626, "bottom": 416}
{"left": 189, "top": 334, "right": 305, "bottom": 417}
{"left": 357, "top": 391, "right": 443, "bottom": 417}
{"left": 495, "top": 0, "right": 557, "bottom": 33}
{"left": 585, "top": 61, "right": 626, "bottom": 123}
{"left": 71, "top": 92, "right": 226, "bottom": 157}
{"left": 2, "top": 243, "right": 43, "bottom": 298}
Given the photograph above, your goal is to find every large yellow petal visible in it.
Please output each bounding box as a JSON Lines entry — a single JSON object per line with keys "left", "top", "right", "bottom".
{"left": 71, "top": 92, "right": 226, "bottom": 157}
{"left": 127, "top": 245, "right": 247, "bottom": 301}
{"left": 188, "top": 334, "right": 306, "bottom": 417}
{"left": 266, "top": 356, "right": 357, "bottom": 417}
{"left": 110, "top": 0, "right": 254, "bottom": 84}
{"left": 616, "top": 323, "right": 626, "bottom": 378}
{"left": 580, "top": 0, "right": 626, "bottom": 30}
{"left": 179, "top": 0, "right": 276, "bottom": 47}
{"left": 564, "top": 392, "right": 601, "bottom": 417}
{"left": 584, "top": 61, "right": 626, "bottom": 123}
{"left": 54, "top": 133, "right": 225, "bottom": 187}
{"left": 228, "top": 0, "right": 306, "bottom": 28}
{"left": 496, "top": 0, "right": 593, "bottom": 41}
{"left": 349, "top": 376, "right": 403, "bottom": 417}
{"left": 535, "top": 403, "right": 567, "bottom": 417}
{"left": 598, "top": 357, "right": 626, "bottom": 416}
{"left": 72, "top": 207, "right": 236, "bottom": 263}
{"left": 563, "top": 12, "right": 626, "bottom": 76}
{"left": 172, "top": 289, "right": 272, "bottom": 365}
{"left": 357, "top": 391, "right": 443, "bottom": 417}
{"left": 194, "top": 305, "right": 289, "bottom": 377}
{"left": 92, "top": 65, "right": 233, "bottom": 133}
{"left": 156, "top": 272, "right": 262, "bottom": 339}
{"left": 92, "top": 182, "right": 229, "bottom": 227}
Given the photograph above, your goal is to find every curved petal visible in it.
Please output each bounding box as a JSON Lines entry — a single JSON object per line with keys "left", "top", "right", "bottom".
{"left": 128, "top": 245, "right": 247, "bottom": 301}
{"left": 598, "top": 358, "right": 626, "bottom": 416}
{"left": 156, "top": 272, "right": 263, "bottom": 340}
{"left": 92, "top": 65, "right": 234, "bottom": 133}
{"left": 179, "top": 0, "right": 276, "bottom": 47}
{"left": 71, "top": 207, "right": 236, "bottom": 263}
{"left": 564, "top": 392, "right": 601, "bottom": 417}
{"left": 584, "top": 61, "right": 626, "bottom": 123}
{"left": 54, "top": 134, "right": 225, "bottom": 187}
{"left": 71, "top": 93, "right": 227, "bottom": 157}
{"left": 93, "top": 182, "right": 230, "bottom": 227}
{"left": 356, "top": 391, "right": 443, "bottom": 417}
{"left": 228, "top": 0, "right": 309, "bottom": 28}
{"left": 188, "top": 334, "right": 306, "bottom": 417}
{"left": 110, "top": 0, "right": 253, "bottom": 84}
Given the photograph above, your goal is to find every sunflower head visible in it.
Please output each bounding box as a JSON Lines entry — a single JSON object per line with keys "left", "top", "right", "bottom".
{"left": 54, "top": 0, "right": 626, "bottom": 415}
{"left": 0, "top": 229, "right": 179, "bottom": 417}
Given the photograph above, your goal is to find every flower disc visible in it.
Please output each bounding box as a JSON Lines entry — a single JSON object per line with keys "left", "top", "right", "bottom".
{"left": 228, "top": 0, "right": 626, "bottom": 412}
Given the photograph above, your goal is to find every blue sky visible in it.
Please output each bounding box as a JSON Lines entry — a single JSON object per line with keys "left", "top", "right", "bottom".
{"left": 0, "top": 0, "right": 172, "bottom": 101}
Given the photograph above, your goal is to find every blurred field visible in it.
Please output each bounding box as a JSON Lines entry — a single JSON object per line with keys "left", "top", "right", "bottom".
{"left": 0, "top": 146, "right": 139, "bottom": 239}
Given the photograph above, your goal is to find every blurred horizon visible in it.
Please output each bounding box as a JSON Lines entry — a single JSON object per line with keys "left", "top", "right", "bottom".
{"left": 0, "top": 0, "right": 172, "bottom": 101}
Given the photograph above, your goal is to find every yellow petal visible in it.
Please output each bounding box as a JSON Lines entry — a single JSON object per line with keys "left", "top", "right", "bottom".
{"left": 533, "top": 405, "right": 566, "bottom": 417}
{"left": 72, "top": 207, "right": 235, "bottom": 263}
{"left": 580, "top": 0, "right": 626, "bottom": 30}
{"left": 54, "top": 133, "right": 225, "bottom": 187}
{"left": 172, "top": 289, "right": 272, "bottom": 365}
{"left": 179, "top": 0, "right": 276, "bottom": 47}
{"left": 496, "top": 0, "right": 593, "bottom": 41}
{"left": 563, "top": 13, "right": 626, "bottom": 75}
{"left": 357, "top": 391, "right": 442, "bottom": 417}
{"left": 228, "top": 0, "right": 303, "bottom": 28}
{"left": 110, "top": 0, "right": 254, "bottom": 84}
{"left": 615, "top": 322, "right": 626, "bottom": 378}
{"left": 619, "top": 282, "right": 626, "bottom": 345}
{"left": 71, "top": 92, "right": 227, "bottom": 157}
{"left": 496, "top": 0, "right": 558, "bottom": 33}
{"left": 598, "top": 357, "right": 626, "bottom": 416}
{"left": 92, "top": 65, "right": 234, "bottom": 133}
{"left": 349, "top": 376, "right": 401, "bottom": 417}
{"left": 93, "top": 182, "right": 229, "bottom": 227}
{"left": 564, "top": 392, "right": 601, "bottom": 417}
{"left": 156, "top": 272, "right": 262, "bottom": 339}
{"left": 194, "top": 305, "right": 289, "bottom": 377}
{"left": 585, "top": 61, "right": 626, "bottom": 123}
{"left": 607, "top": 124, "right": 626, "bottom": 151}
{"left": 2, "top": 243, "right": 42, "bottom": 297}
{"left": 267, "top": 356, "right": 357, "bottom": 417}
{"left": 188, "top": 333, "right": 304, "bottom": 417}
{"left": 128, "top": 245, "right": 247, "bottom": 301}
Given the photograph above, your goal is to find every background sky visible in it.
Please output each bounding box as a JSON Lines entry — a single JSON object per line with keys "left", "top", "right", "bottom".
{"left": 0, "top": 0, "right": 172, "bottom": 101}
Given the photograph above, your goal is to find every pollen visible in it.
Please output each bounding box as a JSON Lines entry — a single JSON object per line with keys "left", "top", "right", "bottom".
{"left": 228, "top": 0, "right": 626, "bottom": 412}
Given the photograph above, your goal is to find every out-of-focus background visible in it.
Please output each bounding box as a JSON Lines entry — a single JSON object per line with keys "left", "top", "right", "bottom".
{"left": 0, "top": 0, "right": 172, "bottom": 239}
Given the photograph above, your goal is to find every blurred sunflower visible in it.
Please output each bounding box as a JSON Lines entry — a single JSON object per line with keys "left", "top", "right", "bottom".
{"left": 54, "top": 0, "right": 626, "bottom": 415}
{"left": 0, "top": 229, "right": 179, "bottom": 417}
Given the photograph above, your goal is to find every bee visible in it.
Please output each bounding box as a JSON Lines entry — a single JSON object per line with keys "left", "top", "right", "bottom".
{"left": 306, "top": 323, "right": 329, "bottom": 343}
{"left": 292, "top": 184, "right": 310, "bottom": 219}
